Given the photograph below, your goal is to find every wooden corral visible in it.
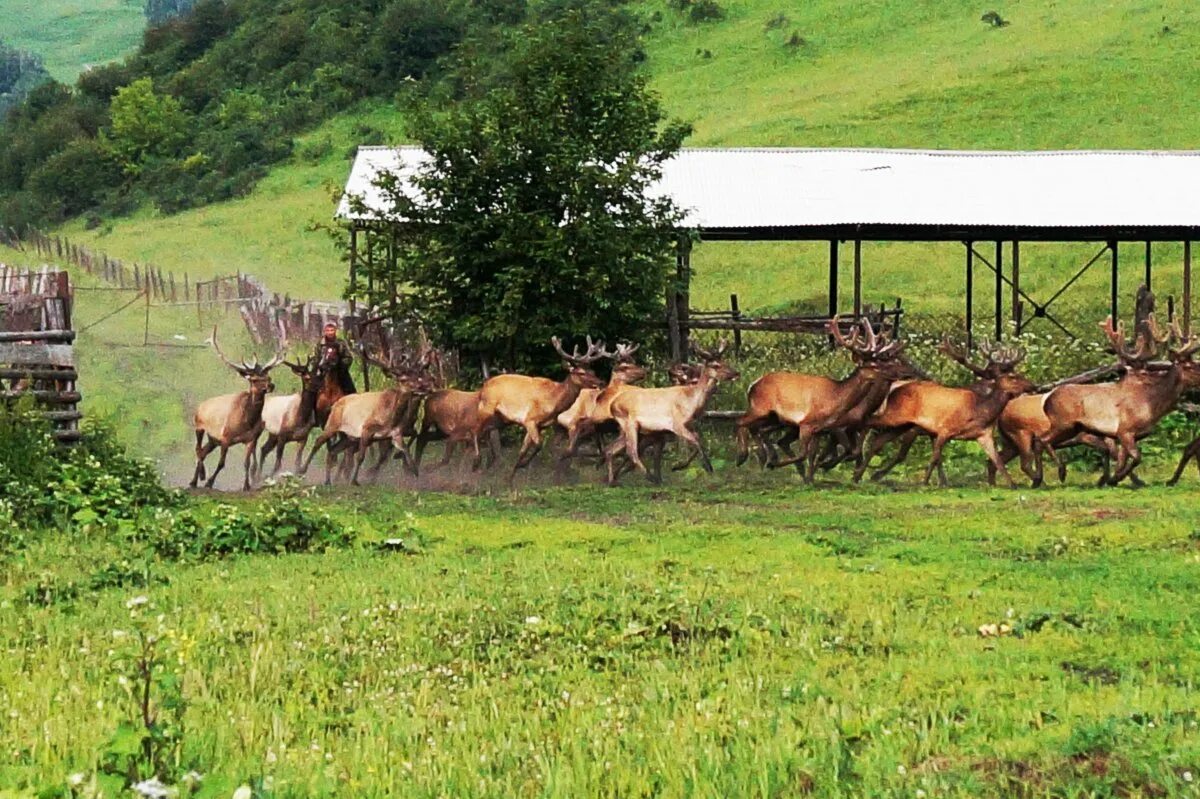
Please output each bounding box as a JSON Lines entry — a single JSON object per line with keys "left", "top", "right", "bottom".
{"left": 0, "top": 266, "right": 81, "bottom": 442}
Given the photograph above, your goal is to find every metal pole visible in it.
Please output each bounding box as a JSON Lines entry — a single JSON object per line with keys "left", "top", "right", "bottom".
{"left": 1110, "top": 241, "right": 1119, "bottom": 321}
{"left": 348, "top": 226, "right": 358, "bottom": 316}
{"left": 1011, "top": 241, "right": 1021, "bottom": 331}
{"left": 965, "top": 242, "right": 974, "bottom": 350}
{"left": 852, "top": 239, "right": 862, "bottom": 318}
{"left": 994, "top": 241, "right": 1003, "bottom": 341}
{"left": 1185, "top": 240, "right": 1193, "bottom": 336}
{"left": 828, "top": 240, "right": 839, "bottom": 318}
{"left": 676, "top": 237, "right": 692, "bottom": 358}
{"left": 1145, "top": 241, "right": 1152, "bottom": 289}
{"left": 730, "top": 293, "right": 742, "bottom": 357}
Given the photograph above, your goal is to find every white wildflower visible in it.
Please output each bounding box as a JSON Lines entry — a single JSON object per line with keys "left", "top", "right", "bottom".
{"left": 132, "top": 778, "right": 174, "bottom": 799}
{"left": 232, "top": 786, "right": 253, "bottom": 799}
{"left": 897, "top": 764, "right": 907, "bottom": 775}
{"left": 524, "top": 616, "right": 541, "bottom": 625}
{"left": 125, "top": 595, "right": 149, "bottom": 609}
{"left": 1184, "top": 771, "right": 1194, "bottom": 783}
{"left": 68, "top": 773, "right": 87, "bottom": 787}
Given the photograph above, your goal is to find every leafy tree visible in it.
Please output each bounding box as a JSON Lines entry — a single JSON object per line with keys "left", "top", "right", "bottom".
{"left": 372, "top": 4, "right": 691, "bottom": 370}
{"left": 103, "top": 78, "right": 191, "bottom": 174}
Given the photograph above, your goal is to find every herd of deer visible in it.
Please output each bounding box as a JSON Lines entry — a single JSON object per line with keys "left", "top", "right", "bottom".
{"left": 188, "top": 311, "right": 1200, "bottom": 492}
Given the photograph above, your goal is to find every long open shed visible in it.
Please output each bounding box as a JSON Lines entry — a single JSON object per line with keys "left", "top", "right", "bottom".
{"left": 338, "top": 146, "right": 1200, "bottom": 352}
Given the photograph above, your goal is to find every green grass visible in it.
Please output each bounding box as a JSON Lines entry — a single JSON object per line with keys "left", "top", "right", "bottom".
{"left": 0, "top": 0, "right": 143, "bottom": 81}
{"left": 4, "top": 481, "right": 1200, "bottom": 796}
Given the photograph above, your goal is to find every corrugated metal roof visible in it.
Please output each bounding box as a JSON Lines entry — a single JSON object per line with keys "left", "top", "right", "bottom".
{"left": 337, "top": 146, "right": 1200, "bottom": 230}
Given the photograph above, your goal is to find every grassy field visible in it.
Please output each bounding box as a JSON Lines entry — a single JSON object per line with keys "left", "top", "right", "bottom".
{"left": 4, "top": 481, "right": 1200, "bottom": 796}
{"left": 0, "top": 0, "right": 143, "bottom": 80}
{"left": 55, "top": 0, "right": 1200, "bottom": 320}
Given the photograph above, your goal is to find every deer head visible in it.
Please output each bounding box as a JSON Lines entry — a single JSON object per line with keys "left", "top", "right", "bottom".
{"left": 692, "top": 339, "right": 740, "bottom": 383}
{"left": 551, "top": 335, "right": 607, "bottom": 389}
{"left": 211, "top": 326, "right": 282, "bottom": 395}
{"left": 603, "top": 342, "right": 647, "bottom": 384}
{"left": 283, "top": 356, "right": 322, "bottom": 395}
{"left": 360, "top": 346, "right": 438, "bottom": 395}
{"left": 1100, "top": 316, "right": 1164, "bottom": 370}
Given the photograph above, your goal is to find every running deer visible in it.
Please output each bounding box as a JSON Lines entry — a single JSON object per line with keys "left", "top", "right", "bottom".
{"left": 300, "top": 350, "right": 435, "bottom": 485}
{"left": 410, "top": 388, "right": 499, "bottom": 475}
{"left": 190, "top": 328, "right": 283, "bottom": 491}
{"left": 734, "top": 316, "right": 907, "bottom": 482}
{"left": 557, "top": 343, "right": 647, "bottom": 464}
{"left": 855, "top": 339, "right": 1034, "bottom": 486}
{"left": 1040, "top": 317, "right": 1200, "bottom": 486}
{"left": 471, "top": 336, "right": 606, "bottom": 472}
{"left": 604, "top": 341, "right": 739, "bottom": 485}
{"left": 257, "top": 357, "right": 324, "bottom": 477}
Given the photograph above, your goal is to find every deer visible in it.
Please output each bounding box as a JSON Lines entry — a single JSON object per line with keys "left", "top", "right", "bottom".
{"left": 1038, "top": 317, "right": 1200, "bottom": 486}
{"left": 255, "top": 357, "right": 326, "bottom": 478}
{"left": 734, "top": 317, "right": 907, "bottom": 482}
{"left": 300, "top": 350, "right": 435, "bottom": 486}
{"left": 556, "top": 343, "right": 647, "bottom": 466}
{"left": 604, "top": 341, "right": 739, "bottom": 485}
{"left": 409, "top": 388, "right": 499, "bottom": 475}
{"left": 189, "top": 328, "right": 283, "bottom": 491}
{"left": 470, "top": 336, "right": 607, "bottom": 472}
{"left": 854, "top": 339, "right": 1034, "bottom": 486}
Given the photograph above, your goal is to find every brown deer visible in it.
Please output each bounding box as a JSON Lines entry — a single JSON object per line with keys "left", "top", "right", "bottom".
{"left": 1039, "top": 317, "right": 1200, "bottom": 486}
{"left": 257, "top": 357, "right": 324, "bottom": 477}
{"left": 300, "top": 350, "right": 435, "bottom": 486}
{"left": 410, "top": 388, "right": 499, "bottom": 475}
{"left": 557, "top": 343, "right": 647, "bottom": 465}
{"left": 734, "top": 317, "right": 907, "bottom": 482}
{"left": 189, "top": 328, "right": 283, "bottom": 491}
{"left": 471, "top": 336, "right": 606, "bottom": 472}
{"left": 604, "top": 341, "right": 739, "bottom": 485}
{"left": 854, "top": 339, "right": 1034, "bottom": 486}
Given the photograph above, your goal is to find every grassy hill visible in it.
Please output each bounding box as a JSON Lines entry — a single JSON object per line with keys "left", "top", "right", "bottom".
{"left": 0, "top": 0, "right": 144, "bottom": 80}
{"left": 57, "top": 0, "right": 1200, "bottom": 317}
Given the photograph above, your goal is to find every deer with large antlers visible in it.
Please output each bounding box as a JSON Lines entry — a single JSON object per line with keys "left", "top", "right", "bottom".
{"left": 300, "top": 349, "right": 435, "bottom": 485}
{"left": 854, "top": 338, "right": 1034, "bottom": 486}
{"left": 734, "top": 316, "right": 908, "bottom": 482}
{"left": 409, "top": 388, "right": 499, "bottom": 475}
{"left": 255, "top": 357, "right": 326, "bottom": 478}
{"left": 470, "top": 336, "right": 607, "bottom": 472}
{"left": 556, "top": 342, "right": 647, "bottom": 465}
{"left": 604, "top": 341, "right": 739, "bottom": 485}
{"left": 190, "top": 327, "right": 283, "bottom": 491}
{"left": 1038, "top": 317, "right": 1200, "bottom": 486}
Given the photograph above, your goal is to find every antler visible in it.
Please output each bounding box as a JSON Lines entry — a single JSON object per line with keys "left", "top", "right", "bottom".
{"left": 692, "top": 338, "right": 730, "bottom": 361}
{"left": 211, "top": 326, "right": 249, "bottom": 374}
{"left": 1168, "top": 319, "right": 1200, "bottom": 361}
{"left": 1100, "top": 316, "right": 1160, "bottom": 365}
{"left": 939, "top": 335, "right": 989, "bottom": 377}
{"left": 606, "top": 342, "right": 640, "bottom": 363}
{"left": 979, "top": 341, "right": 1025, "bottom": 373}
{"left": 551, "top": 335, "right": 606, "bottom": 365}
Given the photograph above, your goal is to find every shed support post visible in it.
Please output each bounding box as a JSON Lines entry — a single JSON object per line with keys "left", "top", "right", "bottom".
{"left": 852, "top": 239, "right": 862, "bottom": 318}
{"left": 1011, "top": 241, "right": 1021, "bottom": 332}
{"left": 1145, "top": 241, "right": 1152, "bottom": 289}
{"left": 1185, "top": 241, "right": 1193, "bottom": 336}
{"left": 828, "top": 239, "right": 839, "bottom": 319}
{"left": 965, "top": 242, "right": 974, "bottom": 350}
{"left": 1110, "top": 241, "right": 1119, "bottom": 321}
{"left": 348, "top": 226, "right": 358, "bottom": 317}
{"left": 673, "top": 237, "right": 692, "bottom": 360}
{"left": 994, "top": 241, "right": 1003, "bottom": 340}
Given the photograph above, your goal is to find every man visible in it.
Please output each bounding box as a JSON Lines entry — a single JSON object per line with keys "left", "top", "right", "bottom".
{"left": 314, "top": 321, "right": 356, "bottom": 394}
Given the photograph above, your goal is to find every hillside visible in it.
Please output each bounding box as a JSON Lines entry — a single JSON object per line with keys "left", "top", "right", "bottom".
{"left": 56, "top": 0, "right": 1200, "bottom": 316}
{"left": 0, "top": 0, "right": 144, "bottom": 80}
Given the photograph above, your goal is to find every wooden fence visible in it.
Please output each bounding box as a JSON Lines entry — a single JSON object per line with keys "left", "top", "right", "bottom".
{"left": 0, "top": 265, "right": 81, "bottom": 442}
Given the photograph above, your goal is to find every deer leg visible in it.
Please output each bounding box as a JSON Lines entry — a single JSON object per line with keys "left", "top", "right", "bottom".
{"left": 603, "top": 433, "right": 625, "bottom": 486}
{"left": 205, "top": 443, "right": 230, "bottom": 489}
{"left": 977, "top": 430, "right": 1014, "bottom": 488}
{"left": 300, "top": 429, "right": 337, "bottom": 476}
{"left": 242, "top": 437, "right": 259, "bottom": 492}
{"left": 190, "top": 433, "right": 216, "bottom": 488}
{"left": 922, "top": 436, "right": 950, "bottom": 487}
{"left": 672, "top": 423, "right": 712, "bottom": 474}
{"left": 863, "top": 427, "right": 913, "bottom": 482}
{"left": 1108, "top": 431, "right": 1142, "bottom": 486}
{"left": 291, "top": 437, "right": 307, "bottom": 472}
{"left": 512, "top": 422, "right": 542, "bottom": 473}
{"left": 258, "top": 434, "right": 277, "bottom": 479}
{"left": 1168, "top": 437, "right": 1200, "bottom": 486}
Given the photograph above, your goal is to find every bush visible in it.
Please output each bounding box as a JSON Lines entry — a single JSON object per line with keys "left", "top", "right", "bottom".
{"left": 139, "top": 479, "right": 351, "bottom": 560}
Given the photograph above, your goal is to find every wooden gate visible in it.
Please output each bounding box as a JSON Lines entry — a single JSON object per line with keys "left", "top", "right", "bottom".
{"left": 0, "top": 266, "right": 81, "bottom": 442}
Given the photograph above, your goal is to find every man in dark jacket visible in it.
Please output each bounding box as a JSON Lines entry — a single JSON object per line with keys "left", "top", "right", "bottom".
{"left": 314, "top": 321, "right": 357, "bottom": 394}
